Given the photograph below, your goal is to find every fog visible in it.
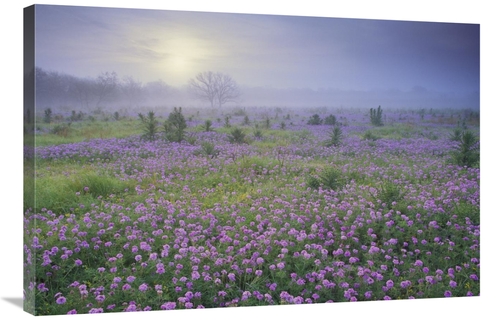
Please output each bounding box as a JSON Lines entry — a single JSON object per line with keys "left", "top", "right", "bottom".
{"left": 30, "top": 5, "right": 480, "bottom": 115}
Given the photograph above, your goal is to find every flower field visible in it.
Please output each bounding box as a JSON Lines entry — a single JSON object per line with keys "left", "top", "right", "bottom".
{"left": 23, "top": 107, "right": 480, "bottom": 315}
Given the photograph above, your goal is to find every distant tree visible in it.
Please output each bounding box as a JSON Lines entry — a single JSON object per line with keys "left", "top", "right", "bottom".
{"left": 188, "top": 71, "right": 241, "bottom": 108}
{"left": 120, "top": 76, "right": 144, "bottom": 107}
{"left": 94, "top": 71, "right": 118, "bottom": 107}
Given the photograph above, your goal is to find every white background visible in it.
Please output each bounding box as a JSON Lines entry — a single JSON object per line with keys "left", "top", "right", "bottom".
{"left": 1, "top": 1, "right": 498, "bottom": 319}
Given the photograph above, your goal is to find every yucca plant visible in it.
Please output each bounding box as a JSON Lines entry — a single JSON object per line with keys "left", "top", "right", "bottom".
{"left": 451, "top": 130, "right": 479, "bottom": 167}
{"left": 325, "top": 125, "right": 342, "bottom": 147}
{"left": 228, "top": 127, "right": 246, "bottom": 144}
{"left": 203, "top": 119, "right": 213, "bottom": 132}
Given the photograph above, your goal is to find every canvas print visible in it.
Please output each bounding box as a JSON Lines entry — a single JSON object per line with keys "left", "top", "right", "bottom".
{"left": 23, "top": 4, "right": 480, "bottom": 316}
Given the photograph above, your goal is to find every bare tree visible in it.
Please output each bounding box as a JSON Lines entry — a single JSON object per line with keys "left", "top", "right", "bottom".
{"left": 120, "top": 76, "right": 144, "bottom": 107}
{"left": 94, "top": 71, "right": 118, "bottom": 107}
{"left": 188, "top": 71, "right": 240, "bottom": 108}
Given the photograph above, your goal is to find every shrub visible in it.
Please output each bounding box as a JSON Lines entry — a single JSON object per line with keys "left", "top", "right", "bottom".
{"left": 253, "top": 128, "right": 264, "bottom": 140}
{"left": 308, "top": 167, "right": 344, "bottom": 191}
{"left": 307, "top": 114, "right": 322, "bottom": 125}
{"left": 370, "top": 105, "right": 383, "bottom": 126}
{"left": 224, "top": 115, "right": 231, "bottom": 128}
{"left": 163, "top": 107, "right": 187, "bottom": 143}
{"left": 196, "top": 141, "right": 219, "bottom": 158}
{"left": 325, "top": 125, "right": 342, "bottom": 147}
{"left": 324, "top": 114, "right": 337, "bottom": 126}
{"left": 450, "top": 130, "right": 479, "bottom": 167}
{"left": 51, "top": 122, "right": 72, "bottom": 137}
{"left": 228, "top": 127, "right": 247, "bottom": 144}
{"left": 362, "top": 131, "right": 379, "bottom": 141}
{"left": 264, "top": 116, "right": 271, "bottom": 129}
{"left": 203, "top": 119, "right": 214, "bottom": 132}
{"left": 44, "top": 108, "right": 52, "bottom": 124}
{"left": 378, "top": 181, "right": 405, "bottom": 209}
{"left": 243, "top": 115, "right": 250, "bottom": 126}
{"left": 280, "top": 121, "right": 286, "bottom": 130}
{"left": 138, "top": 111, "right": 159, "bottom": 141}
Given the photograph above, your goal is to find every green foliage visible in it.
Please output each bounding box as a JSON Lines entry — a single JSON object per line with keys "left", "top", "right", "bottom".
{"left": 51, "top": 122, "right": 72, "bottom": 137}
{"left": 253, "top": 127, "right": 264, "bottom": 140}
{"left": 138, "top": 111, "right": 159, "bottom": 141}
{"left": 280, "top": 121, "right": 286, "bottom": 130}
{"left": 44, "top": 108, "right": 52, "bottom": 124}
{"left": 113, "top": 111, "right": 120, "bottom": 121}
{"left": 264, "top": 116, "right": 271, "bottom": 129}
{"left": 324, "top": 125, "right": 343, "bottom": 147}
{"left": 228, "top": 127, "right": 247, "bottom": 144}
{"left": 378, "top": 181, "right": 405, "bottom": 209}
{"left": 243, "top": 115, "right": 250, "bottom": 125}
{"left": 203, "top": 119, "right": 214, "bottom": 132}
{"left": 70, "top": 110, "right": 84, "bottom": 122}
{"left": 196, "top": 141, "right": 219, "bottom": 158}
{"left": 450, "top": 130, "right": 479, "bottom": 167}
{"left": 370, "top": 105, "right": 383, "bottom": 126}
{"left": 163, "top": 107, "right": 187, "bottom": 143}
{"left": 308, "top": 167, "right": 344, "bottom": 191}
{"left": 362, "top": 130, "right": 379, "bottom": 141}
{"left": 224, "top": 115, "right": 231, "bottom": 128}
{"left": 324, "top": 114, "right": 337, "bottom": 126}
{"left": 307, "top": 114, "right": 323, "bottom": 125}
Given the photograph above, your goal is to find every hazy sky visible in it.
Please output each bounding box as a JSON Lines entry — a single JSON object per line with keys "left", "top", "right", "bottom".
{"left": 35, "top": 4, "right": 479, "bottom": 96}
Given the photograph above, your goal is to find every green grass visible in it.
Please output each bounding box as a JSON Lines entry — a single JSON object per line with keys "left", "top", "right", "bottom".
{"left": 32, "top": 119, "right": 143, "bottom": 146}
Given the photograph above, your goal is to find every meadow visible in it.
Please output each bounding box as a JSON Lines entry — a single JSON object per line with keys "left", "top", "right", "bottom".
{"left": 23, "top": 106, "right": 480, "bottom": 315}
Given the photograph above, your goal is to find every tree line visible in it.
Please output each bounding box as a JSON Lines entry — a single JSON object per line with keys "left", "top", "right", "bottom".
{"left": 26, "top": 68, "right": 241, "bottom": 112}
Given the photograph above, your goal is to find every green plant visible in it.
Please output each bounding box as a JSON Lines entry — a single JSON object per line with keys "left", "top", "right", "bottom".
{"left": 280, "top": 121, "right": 286, "bottom": 130}
{"left": 44, "top": 108, "right": 52, "bottom": 124}
{"left": 307, "top": 114, "right": 322, "bottom": 125}
{"left": 138, "top": 111, "right": 159, "bottom": 141}
{"left": 308, "top": 167, "right": 344, "bottom": 191}
{"left": 243, "top": 115, "right": 250, "bottom": 125}
{"left": 224, "top": 115, "right": 231, "bottom": 128}
{"left": 163, "top": 107, "right": 187, "bottom": 143}
{"left": 324, "top": 114, "right": 337, "bottom": 126}
{"left": 113, "top": 111, "right": 120, "bottom": 121}
{"left": 228, "top": 127, "right": 247, "bottom": 144}
{"left": 450, "top": 130, "right": 479, "bottom": 167}
{"left": 378, "top": 181, "right": 405, "bottom": 209}
{"left": 362, "top": 130, "right": 379, "bottom": 141}
{"left": 370, "top": 105, "right": 383, "bottom": 126}
{"left": 253, "top": 128, "right": 264, "bottom": 140}
{"left": 264, "top": 116, "right": 271, "bottom": 129}
{"left": 203, "top": 119, "right": 214, "bottom": 132}
{"left": 51, "top": 122, "right": 72, "bottom": 137}
{"left": 325, "top": 125, "right": 342, "bottom": 147}
{"left": 197, "top": 141, "right": 219, "bottom": 158}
